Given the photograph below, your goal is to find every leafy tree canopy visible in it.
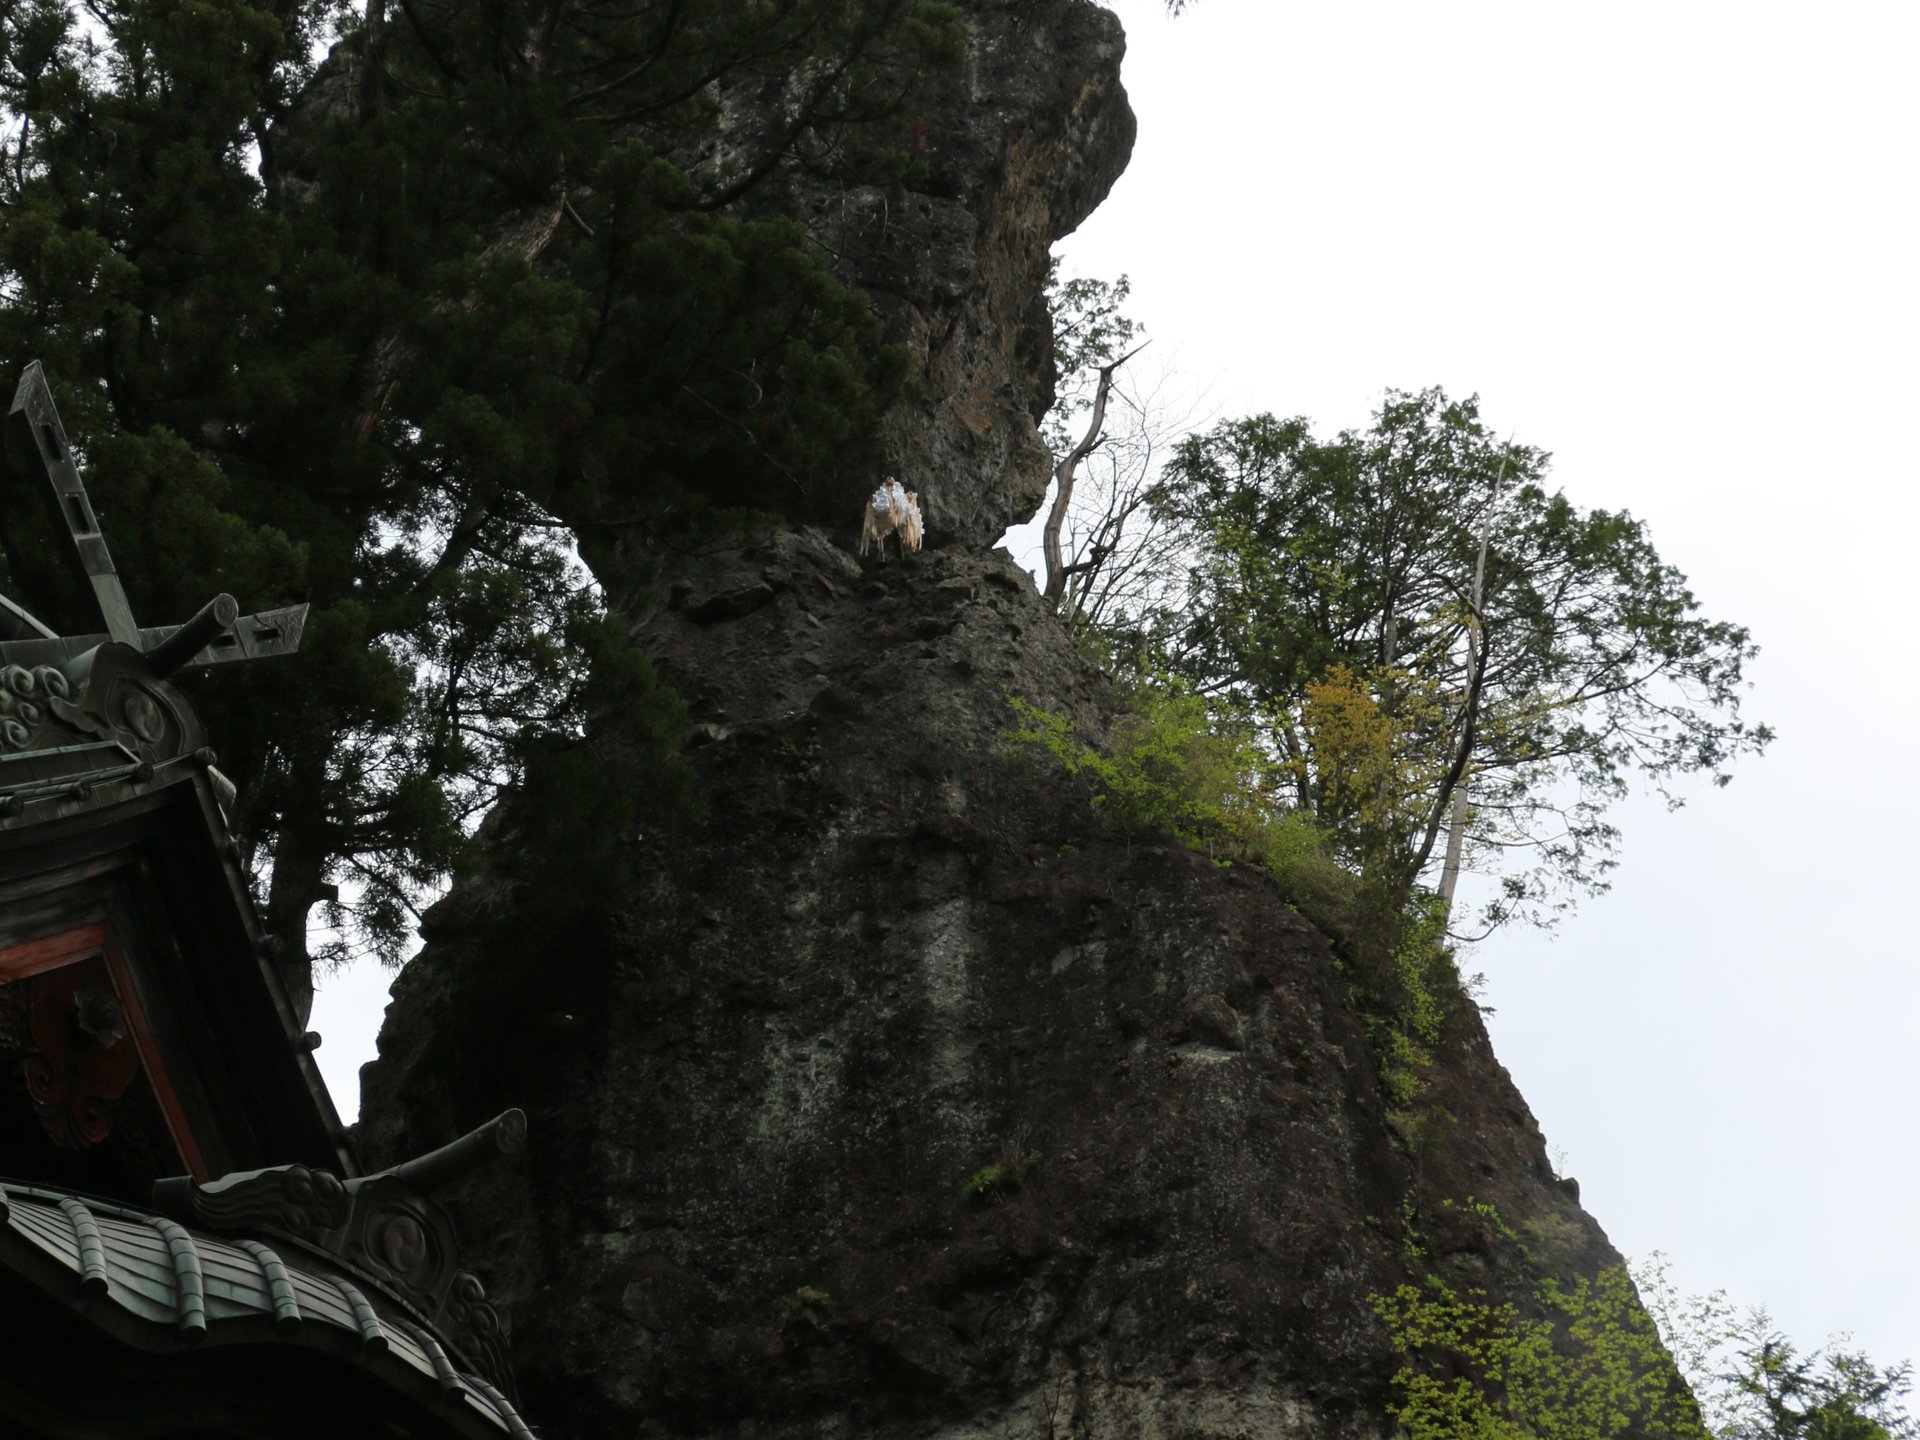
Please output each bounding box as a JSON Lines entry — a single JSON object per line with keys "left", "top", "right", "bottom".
{"left": 1723, "top": 1332, "right": 1917, "bottom": 1440}
{"left": 1636, "top": 1259, "right": 1916, "bottom": 1440}
{"left": 1041, "top": 259, "right": 1139, "bottom": 450}
{"left": 1136, "top": 387, "right": 1771, "bottom": 932}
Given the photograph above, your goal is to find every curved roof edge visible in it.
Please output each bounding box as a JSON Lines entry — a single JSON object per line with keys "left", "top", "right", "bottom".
{"left": 0, "top": 1179, "right": 534, "bottom": 1440}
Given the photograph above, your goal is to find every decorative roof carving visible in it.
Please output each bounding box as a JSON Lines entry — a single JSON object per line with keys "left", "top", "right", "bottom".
{"left": 153, "top": 1109, "right": 528, "bottom": 1401}
{"left": 0, "top": 663, "right": 72, "bottom": 751}
{"left": 163, "top": 1163, "right": 352, "bottom": 1235}
{"left": 0, "top": 364, "right": 527, "bottom": 1437}
{"left": 23, "top": 964, "right": 142, "bottom": 1150}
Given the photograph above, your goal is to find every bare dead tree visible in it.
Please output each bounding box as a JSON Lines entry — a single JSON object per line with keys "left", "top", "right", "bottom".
{"left": 1042, "top": 340, "right": 1146, "bottom": 606}
{"left": 1050, "top": 359, "right": 1216, "bottom": 653}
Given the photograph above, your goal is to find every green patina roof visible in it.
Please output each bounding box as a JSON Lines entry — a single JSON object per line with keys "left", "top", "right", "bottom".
{"left": 0, "top": 1179, "right": 532, "bottom": 1440}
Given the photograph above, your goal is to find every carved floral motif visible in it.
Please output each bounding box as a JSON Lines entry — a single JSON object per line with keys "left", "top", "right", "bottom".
{"left": 445, "top": 1269, "right": 516, "bottom": 1397}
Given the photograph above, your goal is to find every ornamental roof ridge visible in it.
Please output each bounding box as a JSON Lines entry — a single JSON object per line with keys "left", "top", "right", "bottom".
{"left": 150, "top": 1109, "right": 529, "bottom": 1404}
{"left": 0, "top": 1171, "right": 533, "bottom": 1440}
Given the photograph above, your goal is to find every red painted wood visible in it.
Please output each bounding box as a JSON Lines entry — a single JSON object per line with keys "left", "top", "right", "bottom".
{"left": 0, "top": 921, "right": 212, "bottom": 1181}
{"left": 101, "top": 932, "right": 210, "bottom": 1181}
{"left": 0, "top": 924, "right": 108, "bottom": 982}
{"left": 22, "top": 959, "right": 140, "bottom": 1149}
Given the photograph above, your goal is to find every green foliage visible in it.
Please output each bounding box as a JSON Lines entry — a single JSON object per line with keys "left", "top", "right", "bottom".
{"left": 1006, "top": 682, "right": 1465, "bottom": 1098}
{"left": 962, "top": 1141, "right": 1038, "bottom": 1203}
{"left": 1373, "top": 1266, "right": 1708, "bottom": 1440}
{"left": 1257, "top": 807, "right": 1359, "bottom": 929}
{"left": 490, "top": 615, "right": 693, "bottom": 905}
{"left": 1004, "top": 683, "right": 1271, "bottom": 853}
{"left": 1388, "top": 1103, "right": 1459, "bottom": 1157}
{"left": 1722, "top": 1334, "right": 1916, "bottom": 1440}
{"left": 1132, "top": 387, "right": 1772, "bottom": 935}
{"left": 1363, "top": 889, "right": 1454, "bottom": 1105}
{"left": 1041, "top": 259, "right": 1141, "bottom": 454}
{"left": 1, "top": 0, "right": 958, "bottom": 964}
{"left": 1633, "top": 1258, "right": 1915, "bottom": 1440}
{"left": 1047, "top": 262, "right": 1140, "bottom": 378}
{"left": 781, "top": 1285, "right": 834, "bottom": 1331}
{"left": 964, "top": 1163, "right": 1018, "bottom": 1202}
{"left": 1440, "top": 1195, "right": 1522, "bottom": 1246}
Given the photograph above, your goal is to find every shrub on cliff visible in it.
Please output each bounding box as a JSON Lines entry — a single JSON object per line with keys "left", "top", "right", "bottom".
{"left": 1006, "top": 681, "right": 1478, "bottom": 1105}
{"left": 1375, "top": 1265, "right": 1709, "bottom": 1440}
{"left": 1004, "top": 682, "right": 1273, "bottom": 856}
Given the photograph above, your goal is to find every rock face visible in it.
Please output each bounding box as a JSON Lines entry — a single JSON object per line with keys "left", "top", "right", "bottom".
{"left": 852, "top": 0, "right": 1137, "bottom": 546}
{"left": 577, "top": 0, "right": 1135, "bottom": 561}
{"left": 359, "top": 545, "right": 1626, "bottom": 1440}
{"left": 355, "top": 4, "right": 1648, "bottom": 1438}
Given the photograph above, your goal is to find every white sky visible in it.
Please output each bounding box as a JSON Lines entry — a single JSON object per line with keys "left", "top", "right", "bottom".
{"left": 320, "top": 0, "right": 1920, "bottom": 1384}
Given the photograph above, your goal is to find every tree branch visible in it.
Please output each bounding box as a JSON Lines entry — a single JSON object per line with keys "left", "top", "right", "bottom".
{"left": 1044, "top": 340, "right": 1147, "bottom": 606}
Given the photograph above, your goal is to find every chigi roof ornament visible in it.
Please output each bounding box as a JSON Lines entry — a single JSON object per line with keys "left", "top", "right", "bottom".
{"left": 0, "top": 363, "right": 532, "bottom": 1440}
{"left": 1, "top": 362, "right": 308, "bottom": 826}
{"left": 6, "top": 361, "right": 308, "bottom": 667}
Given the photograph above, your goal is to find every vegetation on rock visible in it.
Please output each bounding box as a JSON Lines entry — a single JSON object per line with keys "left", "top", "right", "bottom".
{"left": 1019, "top": 374, "right": 1770, "bottom": 1160}
{"left": 6, "top": 7, "right": 1851, "bottom": 1439}
{"left": 1373, "top": 1233, "right": 1914, "bottom": 1440}
{"left": 1003, "top": 680, "right": 1464, "bottom": 1107}
{"left": 1141, "top": 387, "right": 1772, "bottom": 935}
{"left": 1375, "top": 1264, "right": 1707, "bottom": 1440}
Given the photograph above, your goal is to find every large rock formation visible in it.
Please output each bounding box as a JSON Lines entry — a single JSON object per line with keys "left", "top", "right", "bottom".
{"left": 360, "top": 539, "right": 1623, "bottom": 1440}
{"left": 356, "top": 3, "right": 1650, "bottom": 1437}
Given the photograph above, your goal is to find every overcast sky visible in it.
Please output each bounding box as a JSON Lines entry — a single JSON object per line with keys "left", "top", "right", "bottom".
{"left": 320, "top": 0, "right": 1920, "bottom": 1381}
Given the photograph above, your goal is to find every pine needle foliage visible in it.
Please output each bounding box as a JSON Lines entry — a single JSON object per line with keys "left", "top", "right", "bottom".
{"left": 1, "top": 0, "right": 959, "bottom": 966}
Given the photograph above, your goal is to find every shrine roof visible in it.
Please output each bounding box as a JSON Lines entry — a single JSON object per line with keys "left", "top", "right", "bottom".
{"left": 0, "top": 1178, "right": 531, "bottom": 1440}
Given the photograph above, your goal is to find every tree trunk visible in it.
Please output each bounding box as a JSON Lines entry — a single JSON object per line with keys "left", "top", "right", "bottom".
{"left": 1043, "top": 343, "right": 1145, "bottom": 607}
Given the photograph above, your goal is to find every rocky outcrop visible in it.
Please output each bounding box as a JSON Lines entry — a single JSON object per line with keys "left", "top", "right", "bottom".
{"left": 850, "top": 0, "right": 1136, "bottom": 546}
{"left": 585, "top": 0, "right": 1135, "bottom": 556}
{"left": 275, "top": 0, "right": 1133, "bottom": 556}
{"left": 358, "top": 542, "right": 1624, "bottom": 1440}
{"left": 679, "top": 0, "right": 1136, "bottom": 552}
{"left": 354, "top": 3, "right": 1649, "bottom": 1438}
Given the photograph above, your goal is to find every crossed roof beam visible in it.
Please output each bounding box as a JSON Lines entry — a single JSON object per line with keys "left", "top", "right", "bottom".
{"left": 1, "top": 362, "right": 306, "bottom": 675}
